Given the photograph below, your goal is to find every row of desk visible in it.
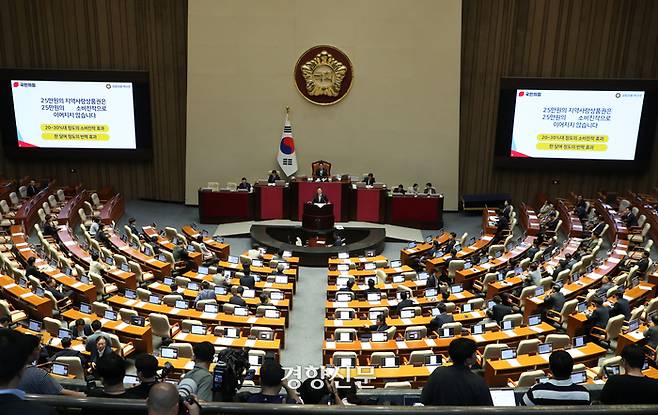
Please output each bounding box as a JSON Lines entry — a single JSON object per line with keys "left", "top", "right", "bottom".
{"left": 199, "top": 181, "right": 444, "bottom": 229}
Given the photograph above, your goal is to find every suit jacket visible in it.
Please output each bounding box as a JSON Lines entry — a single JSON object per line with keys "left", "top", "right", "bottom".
{"left": 545, "top": 218, "right": 559, "bottom": 231}
{"left": 610, "top": 298, "right": 630, "bottom": 320}
{"left": 626, "top": 212, "right": 638, "bottom": 227}
{"left": 491, "top": 304, "right": 513, "bottom": 324}
{"left": 0, "top": 394, "right": 55, "bottom": 415}
{"left": 544, "top": 292, "right": 566, "bottom": 312}
{"left": 268, "top": 174, "right": 280, "bottom": 183}
{"left": 237, "top": 182, "right": 251, "bottom": 191}
{"left": 592, "top": 222, "right": 606, "bottom": 237}
{"left": 430, "top": 313, "right": 455, "bottom": 330}
{"left": 363, "top": 177, "right": 375, "bottom": 186}
{"left": 638, "top": 257, "right": 650, "bottom": 273}
{"left": 396, "top": 299, "right": 415, "bottom": 316}
{"left": 313, "top": 194, "right": 329, "bottom": 204}
{"left": 316, "top": 168, "right": 328, "bottom": 178}
{"left": 26, "top": 185, "right": 39, "bottom": 197}
{"left": 239, "top": 275, "right": 255, "bottom": 289}
{"left": 587, "top": 306, "right": 610, "bottom": 329}
{"left": 229, "top": 295, "right": 247, "bottom": 306}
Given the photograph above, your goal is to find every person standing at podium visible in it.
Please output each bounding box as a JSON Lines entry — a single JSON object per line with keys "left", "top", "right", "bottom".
{"left": 312, "top": 187, "right": 329, "bottom": 204}
{"left": 267, "top": 170, "right": 281, "bottom": 183}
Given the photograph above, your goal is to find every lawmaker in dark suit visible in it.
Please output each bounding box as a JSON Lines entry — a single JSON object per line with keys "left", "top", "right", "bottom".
{"left": 609, "top": 291, "right": 631, "bottom": 321}
{"left": 396, "top": 291, "right": 415, "bottom": 316}
{"left": 72, "top": 319, "right": 93, "bottom": 339}
{"left": 488, "top": 295, "right": 514, "bottom": 324}
{"left": 239, "top": 272, "right": 255, "bottom": 289}
{"left": 315, "top": 165, "right": 329, "bottom": 179}
{"left": 237, "top": 177, "right": 251, "bottom": 191}
{"left": 585, "top": 297, "right": 610, "bottom": 336}
{"left": 267, "top": 170, "right": 281, "bottom": 183}
{"left": 312, "top": 187, "right": 329, "bottom": 204}
{"left": 543, "top": 285, "right": 566, "bottom": 316}
{"left": 0, "top": 331, "right": 55, "bottom": 415}
{"left": 366, "top": 314, "right": 389, "bottom": 332}
{"left": 428, "top": 303, "right": 454, "bottom": 332}
{"left": 229, "top": 286, "right": 247, "bottom": 306}
{"left": 362, "top": 173, "right": 376, "bottom": 186}
{"left": 48, "top": 337, "right": 88, "bottom": 365}
{"left": 25, "top": 180, "right": 39, "bottom": 197}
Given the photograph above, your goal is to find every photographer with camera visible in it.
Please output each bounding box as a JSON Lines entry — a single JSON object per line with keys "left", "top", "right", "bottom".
{"left": 246, "top": 359, "right": 302, "bottom": 404}
{"left": 148, "top": 382, "right": 200, "bottom": 415}
{"left": 181, "top": 342, "right": 213, "bottom": 402}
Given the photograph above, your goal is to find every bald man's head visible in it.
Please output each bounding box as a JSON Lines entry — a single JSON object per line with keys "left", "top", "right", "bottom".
{"left": 147, "top": 382, "right": 179, "bottom": 415}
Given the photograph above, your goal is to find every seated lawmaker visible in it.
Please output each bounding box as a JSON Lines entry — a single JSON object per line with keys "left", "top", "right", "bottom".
{"left": 392, "top": 184, "right": 406, "bottom": 195}
{"left": 315, "top": 164, "right": 329, "bottom": 179}
{"left": 267, "top": 170, "right": 281, "bottom": 183}
{"left": 312, "top": 187, "right": 329, "bottom": 204}
{"left": 424, "top": 182, "right": 437, "bottom": 195}
{"left": 237, "top": 177, "right": 251, "bottom": 191}
{"left": 362, "top": 173, "right": 376, "bottom": 186}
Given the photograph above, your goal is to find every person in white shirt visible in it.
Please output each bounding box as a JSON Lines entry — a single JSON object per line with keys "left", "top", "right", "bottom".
{"left": 89, "top": 217, "right": 101, "bottom": 237}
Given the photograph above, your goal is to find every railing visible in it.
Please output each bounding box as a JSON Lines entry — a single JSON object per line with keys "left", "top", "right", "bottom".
{"left": 24, "top": 393, "right": 658, "bottom": 415}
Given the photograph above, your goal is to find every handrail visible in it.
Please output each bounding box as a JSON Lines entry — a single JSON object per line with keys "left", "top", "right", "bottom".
{"left": 22, "top": 394, "right": 658, "bottom": 414}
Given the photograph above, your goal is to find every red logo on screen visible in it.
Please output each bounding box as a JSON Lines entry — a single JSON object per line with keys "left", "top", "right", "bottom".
{"left": 13, "top": 82, "right": 19, "bottom": 87}
{"left": 518, "top": 91, "right": 524, "bottom": 96}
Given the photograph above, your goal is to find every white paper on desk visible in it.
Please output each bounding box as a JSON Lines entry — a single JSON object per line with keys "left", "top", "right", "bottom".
{"left": 19, "top": 293, "right": 32, "bottom": 299}
{"left": 482, "top": 235, "right": 493, "bottom": 241}
{"left": 215, "top": 337, "right": 231, "bottom": 346}
{"left": 169, "top": 308, "right": 180, "bottom": 315}
{"left": 334, "top": 302, "right": 349, "bottom": 307}
{"left": 383, "top": 284, "right": 393, "bottom": 290}
{"left": 50, "top": 338, "right": 61, "bottom": 347}
{"left": 396, "top": 340, "right": 408, "bottom": 349}
{"left": 402, "top": 318, "right": 413, "bottom": 325}
{"left": 481, "top": 263, "right": 492, "bottom": 269}
{"left": 335, "top": 225, "right": 344, "bottom": 230}
{"left": 427, "top": 365, "right": 439, "bottom": 374}
{"left": 134, "top": 301, "right": 145, "bottom": 308}
{"left": 333, "top": 320, "right": 343, "bottom": 326}
{"left": 177, "top": 332, "right": 188, "bottom": 341}
{"left": 537, "top": 353, "right": 550, "bottom": 362}
{"left": 325, "top": 341, "right": 336, "bottom": 349}
{"left": 629, "top": 331, "right": 645, "bottom": 340}
{"left": 4, "top": 283, "right": 16, "bottom": 289}
{"left": 453, "top": 293, "right": 464, "bottom": 299}
{"left": 64, "top": 240, "right": 76, "bottom": 246}
{"left": 614, "top": 249, "right": 626, "bottom": 256}
{"left": 72, "top": 344, "right": 86, "bottom": 352}
{"left": 247, "top": 317, "right": 258, "bottom": 324}
{"left": 200, "top": 312, "right": 215, "bottom": 320}
{"left": 361, "top": 342, "right": 372, "bottom": 350}
{"left": 395, "top": 267, "right": 403, "bottom": 273}
{"left": 424, "top": 338, "right": 437, "bottom": 347}
{"left": 115, "top": 322, "right": 129, "bottom": 330}
{"left": 184, "top": 361, "right": 195, "bottom": 370}
{"left": 502, "top": 330, "right": 516, "bottom": 337}
{"left": 639, "top": 285, "right": 652, "bottom": 291}
{"left": 568, "top": 348, "right": 585, "bottom": 358}
{"left": 529, "top": 325, "right": 544, "bottom": 333}
{"left": 507, "top": 358, "right": 521, "bottom": 367}
{"left": 471, "top": 334, "right": 485, "bottom": 343}
{"left": 608, "top": 257, "right": 621, "bottom": 264}
{"left": 245, "top": 339, "right": 256, "bottom": 348}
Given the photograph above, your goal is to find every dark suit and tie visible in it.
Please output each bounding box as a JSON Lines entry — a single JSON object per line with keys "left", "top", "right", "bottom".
{"left": 313, "top": 194, "right": 329, "bottom": 204}
{"left": 316, "top": 167, "right": 328, "bottom": 178}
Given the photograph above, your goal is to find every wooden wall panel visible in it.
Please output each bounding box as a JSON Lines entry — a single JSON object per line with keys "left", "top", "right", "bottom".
{"left": 460, "top": 0, "right": 658, "bottom": 205}
{"left": 0, "top": 0, "right": 187, "bottom": 202}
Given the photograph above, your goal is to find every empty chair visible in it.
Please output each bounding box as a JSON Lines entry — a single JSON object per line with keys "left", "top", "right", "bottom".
{"left": 0, "top": 200, "right": 14, "bottom": 217}
{"left": 515, "top": 370, "right": 546, "bottom": 387}
{"left": 92, "top": 301, "right": 111, "bottom": 317}
{"left": 43, "top": 317, "right": 65, "bottom": 336}
{"left": 48, "top": 195, "right": 59, "bottom": 210}
{"left": 502, "top": 313, "right": 524, "bottom": 327}
{"left": 375, "top": 269, "right": 387, "bottom": 284}
{"left": 90, "top": 272, "right": 118, "bottom": 299}
{"left": 56, "top": 189, "right": 66, "bottom": 202}
{"left": 442, "top": 321, "right": 463, "bottom": 334}
{"left": 408, "top": 350, "right": 434, "bottom": 365}
{"left": 594, "top": 356, "right": 623, "bottom": 379}
{"left": 55, "top": 356, "right": 85, "bottom": 380}
{"left": 516, "top": 339, "right": 541, "bottom": 355}
{"left": 78, "top": 208, "right": 91, "bottom": 227}
{"left": 250, "top": 326, "right": 273, "bottom": 338}
{"left": 590, "top": 314, "right": 625, "bottom": 347}
{"left": 404, "top": 325, "right": 427, "bottom": 340}
{"left": 9, "top": 192, "right": 21, "bottom": 209}
{"left": 149, "top": 313, "right": 178, "bottom": 339}
{"left": 137, "top": 288, "right": 152, "bottom": 301}
{"left": 544, "top": 334, "right": 571, "bottom": 350}
{"left": 113, "top": 254, "right": 128, "bottom": 270}
{"left": 129, "top": 261, "right": 155, "bottom": 284}
{"left": 488, "top": 245, "right": 505, "bottom": 258}
{"left": 175, "top": 276, "right": 191, "bottom": 287}
{"left": 332, "top": 351, "right": 357, "bottom": 367}
{"left": 181, "top": 319, "right": 203, "bottom": 332}
{"left": 91, "top": 193, "right": 104, "bottom": 209}
{"left": 447, "top": 260, "right": 465, "bottom": 280}
{"left": 467, "top": 297, "right": 485, "bottom": 310}
{"left": 170, "top": 342, "right": 194, "bottom": 359}
{"left": 195, "top": 299, "right": 217, "bottom": 311}
{"left": 163, "top": 294, "right": 183, "bottom": 307}
{"left": 119, "top": 308, "right": 138, "bottom": 323}
{"left": 334, "top": 328, "right": 357, "bottom": 342}
{"left": 256, "top": 305, "right": 277, "bottom": 317}
{"left": 370, "top": 351, "right": 396, "bottom": 367}
{"left": 478, "top": 343, "right": 509, "bottom": 366}
{"left": 546, "top": 299, "right": 578, "bottom": 329}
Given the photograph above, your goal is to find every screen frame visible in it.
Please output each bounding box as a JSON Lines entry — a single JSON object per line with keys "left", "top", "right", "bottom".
{"left": 494, "top": 77, "right": 658, "bottom": 171}
{"left": 0, "top": 68, "right": 153, "bottom": 160}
